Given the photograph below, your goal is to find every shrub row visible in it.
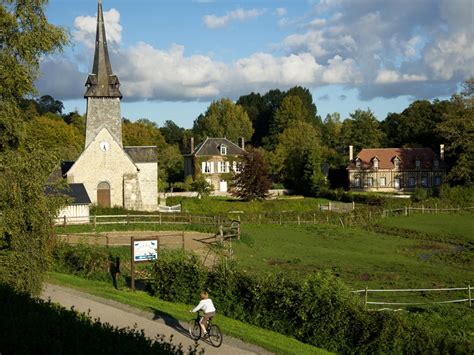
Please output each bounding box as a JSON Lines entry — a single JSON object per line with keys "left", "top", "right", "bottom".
{"left": 0, "top": 284, "right": 198, "bottom": 354}
{"left": 149, "top": 250, "right": 472, "bottom": 354}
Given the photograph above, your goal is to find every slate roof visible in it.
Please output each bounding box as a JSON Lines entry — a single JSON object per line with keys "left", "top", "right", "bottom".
{"left": 191, "top": 138, "right": 245, "bottom": 156}
{"left": 124, "top": 146, "right": 158, "bottom": 163}
{"left": 347, "top": 148, "right": 447, "bottom": 170}
{"left": 84, "top": 0, "right": 122, "bottom": 98}
{"left": 45, "top": 183, "right": 91, "bottom": 205}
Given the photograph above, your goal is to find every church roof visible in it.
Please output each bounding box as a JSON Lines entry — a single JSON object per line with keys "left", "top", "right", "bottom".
{"left": 124, "top": 146, "right": 158, "bottom": 163}
{"left": 84, "top": 0, "right": 122, "bottom": 98}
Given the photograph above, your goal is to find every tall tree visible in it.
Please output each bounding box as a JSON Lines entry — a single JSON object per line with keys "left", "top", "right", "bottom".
{"left": 437, "top": 78, "right": 474, "bottom": 185}
{"left": 231, "top": 147, "right": 271, "bottom": 201}
{"left": 192, "top": 98, "right": 254, "bottom": 144}
{"left": 341, "top": 109, "right": 384, "bottom": 153}
{"left": 0, "top": 0, "right": 68, "bottom": 295}
{"left": 274, "top": 120, "right": 324, "bottom": 195}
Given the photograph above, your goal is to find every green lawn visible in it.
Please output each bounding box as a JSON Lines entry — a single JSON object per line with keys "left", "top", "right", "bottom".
{"left": 46, "top": 272, "right": 330, "bottom": 355}
{"left": 234, "top": 221, "right": 473, "bottom": 290}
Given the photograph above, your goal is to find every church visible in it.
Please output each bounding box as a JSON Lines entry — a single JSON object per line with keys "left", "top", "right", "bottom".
{"left": 59, "top": 0, "right": 158, "bottom": 211}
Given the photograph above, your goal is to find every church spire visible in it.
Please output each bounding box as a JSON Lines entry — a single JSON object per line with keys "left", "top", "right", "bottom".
{"left": 84, "top": 0, "right": 122, "bottom": 98}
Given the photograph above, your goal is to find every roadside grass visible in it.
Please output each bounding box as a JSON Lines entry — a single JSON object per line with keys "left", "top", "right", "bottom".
{"left": 45, "top": 272, "right": 331, "bottom": 355}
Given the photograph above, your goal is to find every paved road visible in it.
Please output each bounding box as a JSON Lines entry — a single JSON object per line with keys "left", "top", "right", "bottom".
{"left": 41, "top": 284, "right": 273, "bottom": 355}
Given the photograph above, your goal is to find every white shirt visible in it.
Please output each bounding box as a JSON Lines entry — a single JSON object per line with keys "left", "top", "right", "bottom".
{"left": 192, "top": 298, "right": 216, "bottom": 314}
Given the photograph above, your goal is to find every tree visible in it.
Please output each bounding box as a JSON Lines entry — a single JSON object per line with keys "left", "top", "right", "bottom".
{"left": 0, "top": 0, "right": 68, "bottom": 295}
{"left": 274, "top": 120, "right": 324, "bottom": 195}
{"left": 160, "top": 120, "right": 185, "bottom": 147}
{"left": 192, "top": 98, "right": 254, "bottom": 144}
{"left": 436, "top": 78, "right": 474, "bottom": 185}
{"left": 231, "top": 147, "right": 271, "bottom": 201}
{"left": 122, "top": 119, "right": 167, "bottom": 150}
{"left": 341, "top": 109, "right": 384, "bottom": 153}
{"left": 191, "top": 176, "right": 213, "bottom": 199}
{"left": 36, "top": 95, "right": 64, "bottom": 115}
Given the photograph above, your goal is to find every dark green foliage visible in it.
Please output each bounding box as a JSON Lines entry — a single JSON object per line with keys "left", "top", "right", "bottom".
{"left": 149, "top": 250, "right": 207, "bottom": 303}
{"left": 53, "top": 243, "right": 110, "bottom": 279}
{"left": 0, "top": 284, "right": 194, "bottom": 354}
{"left": 149, "top": 251, "right": 468, "bottom": 353}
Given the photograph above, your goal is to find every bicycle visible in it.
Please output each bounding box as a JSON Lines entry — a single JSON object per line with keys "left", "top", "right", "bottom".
{"left": 189, "top": 310, "right": 223, "bottom": 347}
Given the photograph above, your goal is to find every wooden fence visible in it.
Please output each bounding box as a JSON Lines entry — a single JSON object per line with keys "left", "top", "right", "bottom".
{"left": 352, "top": 285, "right": 472, "bottom": 310}
{"left": 383, "top": 205, "right": 474, "bottom": 217}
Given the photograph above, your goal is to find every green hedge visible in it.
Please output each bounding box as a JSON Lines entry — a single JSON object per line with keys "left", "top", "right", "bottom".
{"left": 149, "top": 250, "right": 472, "bottom": 354}
{"left": 0, "top": 284, "right": 198, "bottom": 354}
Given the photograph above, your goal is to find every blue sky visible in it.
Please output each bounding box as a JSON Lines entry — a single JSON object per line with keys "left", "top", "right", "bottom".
{"left": 38, "top": 0, "right": 474, "bottom": 128}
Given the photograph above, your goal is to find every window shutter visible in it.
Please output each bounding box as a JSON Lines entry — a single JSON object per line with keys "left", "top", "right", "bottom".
{"left": 210, "top": 161, "right": 214, "bottom": 173}
{"left": 202, "top": 162, "right": 206, "bottom": 173}
{"left": 225, "top": 161, "right": 230, "bottom": 173}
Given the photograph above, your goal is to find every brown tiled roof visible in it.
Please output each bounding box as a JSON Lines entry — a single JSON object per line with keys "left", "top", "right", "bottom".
{"left": 347, "top": 148, "right": 447, "bottom": 170}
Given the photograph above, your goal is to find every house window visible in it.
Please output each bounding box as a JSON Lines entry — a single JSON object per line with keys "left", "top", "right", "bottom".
{"left": 218, "top": 161, "right": 226, "bottom": 173}
{"left": 380, "top": 177, "right": 386, "bottom": 187}
{"left": 233, "top": 161, "right": 242, "bottom": 173}
{"left": 220, "top": 145, "right": 227, "bottom": 155}
{"left": 433, "top": 159, "right": 439, "bottom": 168}
{"left": 421, "top": 177, "right": 428, "bottom": 187}
{"left": 202, "top": 161, "right": 213, "bottom": 174}
{"left": 408, "top": 177, "right": 415, "bottom": 187}
{"left": 394, "top": 158, "right": 400, "bottom": 169}
{"left": 354, "top": 177, "right": 361, "bottom": 187}
{"left": 434, "top": 176, "right": 442, "bottom": 186}
{"left": 367, "top": 177, "right": 373, "bottom": 187}
{"left": 373, "top": 159, "right": 379, "bottom": 169}
{"left": 415, "top": 159, "right": 421, "bottom": 169}
{"left": 355, "top": 159, "right": 361, "bottom": 169}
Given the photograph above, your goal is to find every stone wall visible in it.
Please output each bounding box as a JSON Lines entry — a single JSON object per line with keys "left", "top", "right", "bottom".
{"left": 85, "top": 97, "right": 122, "bottom": 148}
{"left": 136, "top": 162, "right": 158, "bottom": 211}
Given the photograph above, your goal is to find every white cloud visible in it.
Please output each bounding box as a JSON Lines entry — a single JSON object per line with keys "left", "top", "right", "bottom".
{"left": 73, "top": 8, "right": 122, "bottom": 49}
{"left": 203, "top": 8, "right": 265, "bottom": 29}
{"left": 375, "top": 70, "right": 426, "bottom": 84}
{"left": 275, "top": 8, "right": 287, "bottom": 17}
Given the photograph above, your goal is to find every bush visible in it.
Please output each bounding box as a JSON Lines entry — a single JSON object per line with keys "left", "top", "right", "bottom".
{"left": 411, "top": 187, "right": 429, "bottom": 202}
{"left": 147, "top": 251, "right": 471, "bottom": 354}
{"left": 149, "top": 249, "right": 207, "bottom": 303}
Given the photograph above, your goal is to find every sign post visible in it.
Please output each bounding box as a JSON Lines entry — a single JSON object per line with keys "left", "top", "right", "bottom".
{"left": 130, "top": 237, "right": 158, "bottom": 291}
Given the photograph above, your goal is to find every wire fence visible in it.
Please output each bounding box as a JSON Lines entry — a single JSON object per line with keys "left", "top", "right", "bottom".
{"left": 352, "top": 285, "right": 472, "bottom": 311}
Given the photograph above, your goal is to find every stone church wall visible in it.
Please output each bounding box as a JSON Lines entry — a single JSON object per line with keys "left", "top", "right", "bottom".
{"left": 85, "top": 98, "right": 122, "bottom": 148}
{"left": 136, "top": 162, "right": 158, "bottom": 211}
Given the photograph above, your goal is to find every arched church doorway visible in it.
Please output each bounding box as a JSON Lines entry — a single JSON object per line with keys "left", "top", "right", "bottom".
{"left": 97, "top": 181, "right": 111, "bottom": 208}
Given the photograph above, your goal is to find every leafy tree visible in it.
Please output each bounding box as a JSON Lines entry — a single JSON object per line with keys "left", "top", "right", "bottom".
{"left": 270, "top": 95, "right": 309, "bottom": 144}
{"left": 341, "top": 109, "right": 384, "bottom": 153}
{"left": 322, "top": 113, "right": 342, "bottom": 149}
{"left": 122, "top": 118, "right": 167, "bottom": 150}
{"left": 160, "top": 120, "right": 184, "bottom": 148}
{"left": 63, "top": 110, "right": 86, "bottom": 135}
{"left": 190, "top": 176, "right": 213, "bottom": 199}
{"left": 437, "top": 78, "right": 474, "bottom": 185}
{"left": 36, "top": 94, "right": 64, "bottom": 115}
{"left": 231, "top": 147, "right": 271, "bottom": 201}
{"left": 274, "top": 120, "right": 324, "bottom": 194}
{"left": 0, "top": 0, "right": 68, "bottom": 295}
{"left": 381, "top": 99, "right": 450, "bottom": 149}
{"left": 192, "top": 98, "right": 254, "bottom": 144}
{"left": 158, "top": 144, "right": 184, "bottom": 190}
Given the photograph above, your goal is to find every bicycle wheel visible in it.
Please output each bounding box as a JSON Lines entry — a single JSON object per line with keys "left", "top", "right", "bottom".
{"left": 189, "top": 320, "right": 201, "bottom": 340}
{"left": 208, "top": 324, "right": 223, "bottom": 347}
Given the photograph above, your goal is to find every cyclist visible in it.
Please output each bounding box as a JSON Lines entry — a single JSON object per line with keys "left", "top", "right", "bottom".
{"left": 190, "top": 291, "right": 216, "bottom": 337}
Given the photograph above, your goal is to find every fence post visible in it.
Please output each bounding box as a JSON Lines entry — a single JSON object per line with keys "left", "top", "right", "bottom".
{"left": 182, "top": 231, "right": 185, "bottom": 249}
{"left": 313, "top": 213, "right": 316, "bottom": 224}
{"left": 131, "top": 237, "right": 135, "bottom": 292}
{"left": 93, "top": 215, "right": 97, "bottom": 228}
{"left": 364, "top": 286, "right": 368, "bottom": 310}
{"left": 127, "top": 213, "right": 130, "bottom": 225}
{"left": 405, "top": 206, "right": 408, "bottom": 216}
{"left": 469, "top": 284, "right": 472, "bottom": 308}
{"left": 63, "top": 215, "right": 67, "bottom": 227}
{"left": 159, "top": 214, "right": 162, "bottom": 225}
{"left": 298, "top": 215, "right": 301, "bottom": 225}
{"left": 329, "top": 201, "right": 332, "bottom": 211}
{"left": 352, "top": 201, "right": 355, "bottom": 210}
{"left": 259, "top": 214, "right": 261, "bottom": 224}
{"left": 422, "top": 204, "right": 424, "bottom": 213}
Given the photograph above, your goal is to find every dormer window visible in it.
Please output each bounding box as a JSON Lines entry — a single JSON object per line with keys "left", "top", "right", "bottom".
{"left": 220, "top": 145, "right": 227, "bottom": 155}
{"left": 393, "top": 157, "right": 400, "bottom": 169}
{"left": 415, "top": 159, "right": 421, "bottom": 169}
{"left": 372, "top": 158, "right": 379, "bottom": 170}
{"left": 355, "top": 158, "right": 361, "bottom": 169}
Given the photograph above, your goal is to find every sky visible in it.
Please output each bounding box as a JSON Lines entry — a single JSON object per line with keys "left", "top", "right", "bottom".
{"left": 37, "top": 0, "right": 474, "bottom": 128}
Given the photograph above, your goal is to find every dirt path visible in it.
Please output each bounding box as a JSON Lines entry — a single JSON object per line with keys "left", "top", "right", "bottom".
{"left": 41, "top": 283, "right": 272, "bottom": 355}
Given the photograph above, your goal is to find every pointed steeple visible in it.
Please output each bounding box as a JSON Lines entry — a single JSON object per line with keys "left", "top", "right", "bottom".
{"left": 84, "top": 0, "right": 122, "bottom": 98}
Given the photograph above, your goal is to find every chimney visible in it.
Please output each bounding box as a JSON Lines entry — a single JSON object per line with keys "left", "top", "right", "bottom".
{"left": 349, "top": 145, "right": 353, "bottom": 161}
{"left": 440, "top": 144, "right": 444, "bottom": 160}
{"left": 238, "top": 137, "right": 245, "bottom": 150}
{"left": 190, "top": 137, "right": 194, "bottom": 154}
